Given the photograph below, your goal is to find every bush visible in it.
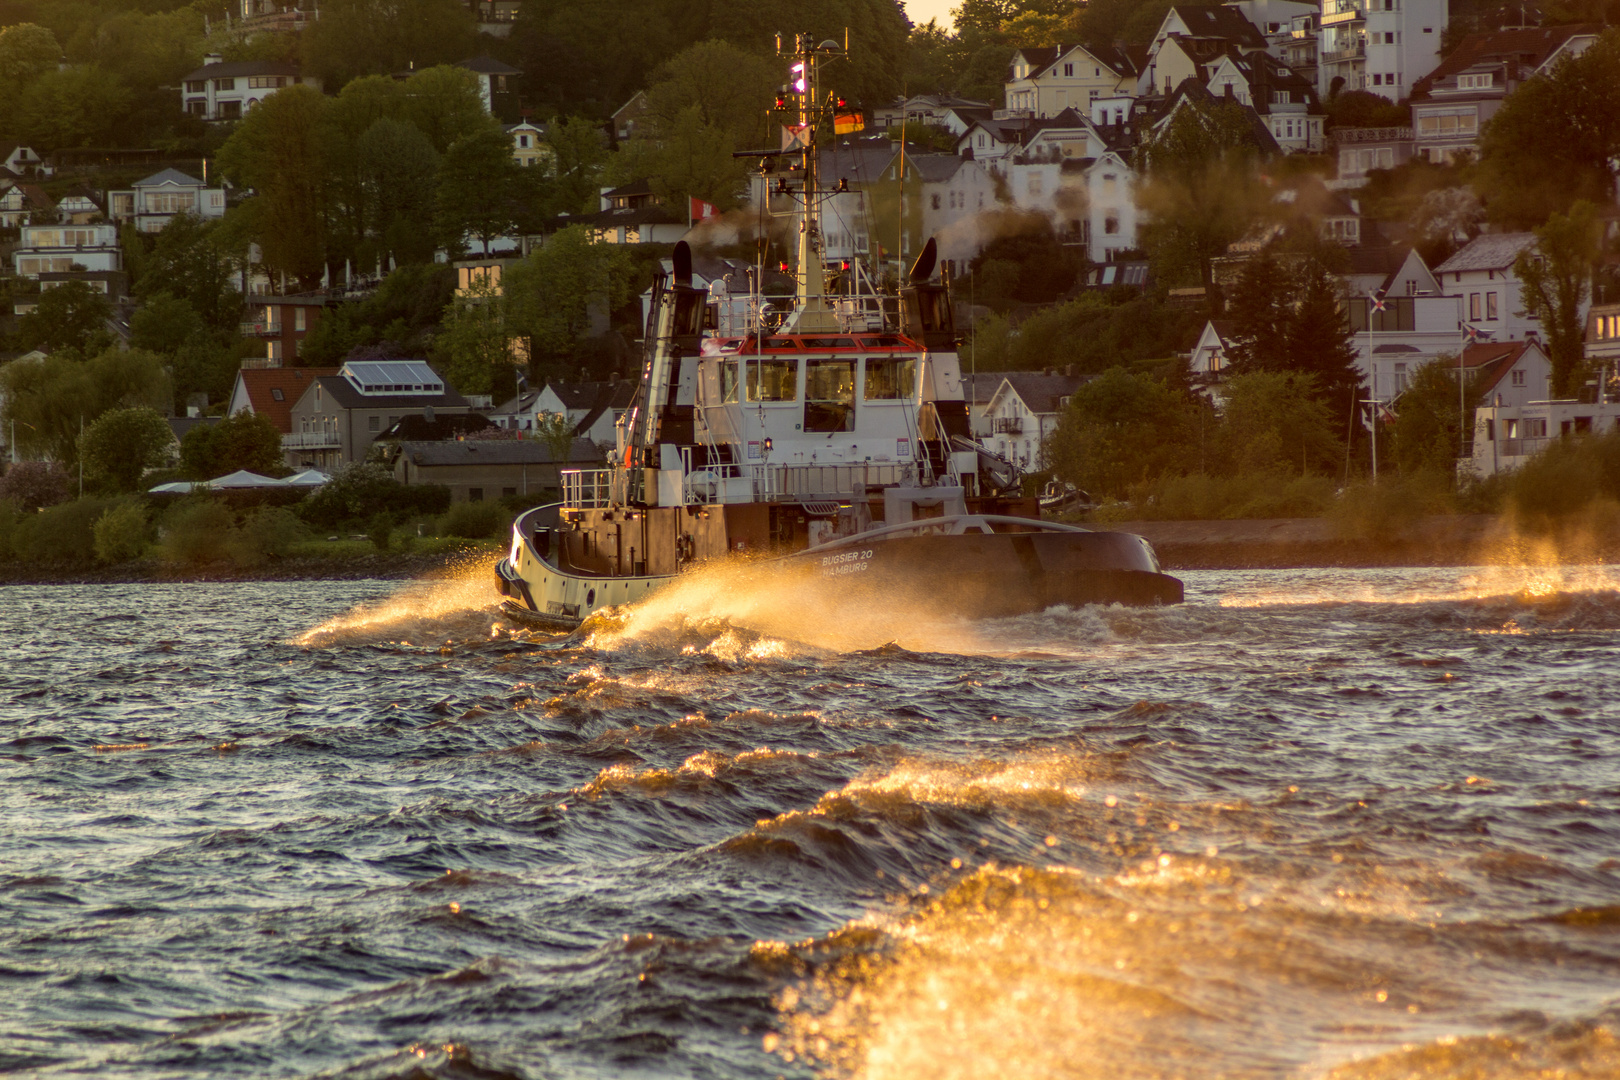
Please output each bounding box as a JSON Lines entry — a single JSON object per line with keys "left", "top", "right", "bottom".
{"left": 225, "top": 506, "right": 309, "bottom": 567}
{"left": 10, "top": 497, "right": 120, "bottom": 564}
{"left": 1509, "top": 438, "right": 1605, "bottom": 528}
{"left": 0, "top": 461, "right": 70, "bottom": 512}
{"left": 299, "top": 463, "right": 450, "bottom": 528}
{"left": 439, "top": 499, "right": 509, "bottom": 539}
{"left": 1328, "top": 479, "right": 1429, "bottom": 542}
{"left": 1120, "top": 472, "right": 1337, "bottom": 521}
{"left": 0, "top": 500, "right": 24, "bottom": 561}
{"left": 91, "top": 499, "right": 151, "bottom": 564}
{"left": 159, "top": 499, "right": 235, "bottom": 566}
{"left": 366, "top": 511, "right": 393, "bottom": 552}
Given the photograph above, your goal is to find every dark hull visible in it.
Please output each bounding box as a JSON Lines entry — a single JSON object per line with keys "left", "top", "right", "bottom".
{"left": 789, "top": 528, "right": 1183, "bottom": 616}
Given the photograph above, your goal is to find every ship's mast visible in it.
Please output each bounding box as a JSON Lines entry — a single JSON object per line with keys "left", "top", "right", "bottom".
{"left": 778, "top": 33, "right": 842, "bottom": 334}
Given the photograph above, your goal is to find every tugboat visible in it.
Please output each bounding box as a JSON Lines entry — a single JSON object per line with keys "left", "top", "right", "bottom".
{"left": 495, "top": 34, "right": 1181, "bottom": 630}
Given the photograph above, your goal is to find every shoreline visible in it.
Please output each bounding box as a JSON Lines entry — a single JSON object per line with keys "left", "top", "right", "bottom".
{"left": 2, "top": 515, "right": 1613, "bottom": 586}
{"left": 0, "top": 549, "right": 496, "bottom": 587}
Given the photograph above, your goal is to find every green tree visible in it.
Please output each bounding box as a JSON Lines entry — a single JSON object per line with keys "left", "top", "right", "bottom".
{"left": 300, "top": 0, "right": 476, "bottom": 90}
{"left": 1224, "top": 252, "right": 1295, "bottom": 372}
{"left": 435, "top": 125, "right": 525, "bottom": 255}
{"left": 1214, "top": 371, "right": 1342, "bottom": 476}
{"left": 400, "top": 64, "right": 498, "bottom": 154}
{"left": 356, "top": 117, "right": 441, "bottom": 265}
{"left": 504, "top": 225, "right": 635, "bottom": 372}
{"left": 1476, "top": 29, "right": 1620, "bottom": 228}
{"left": 434, "top": 275, "right": 521, "bottom": 399}
{"left": 1515, "top": 201, "right": 1603, "bottom": 399}
{"left": 130, "top": 292, "right": 209, "bottom": 355}
{"left": 78, "top": 407, "right": 174, "bottom": 493}
{"left": 1391, "top": 356, "right": 1481, "bottom": 475}
{"left": 15, "top": 282, "right": 115, "bottom": 354}
{"left": 1, "top": 348, "right": 172, "bottom": 465}
{"left": 0, "top": 22, "right": 60, "bottom": 90}
{"left": 1047, "top": 368, "right": 1198, "bottom": 497}
{"left": 1135, "top": 100, "right": 1272, "bottom": 296}
{"left": 544, "top": 115, "right": 610, "bottom": 216}
{"left": 535, "top": 411, "right": 576, "bottom": 461}
{"left": 217, "top": 84, "right": 330, "bottom": 289}
{"left": 179, "top": 410, "right": 288, "bottom": 479}
{"left": 136, "top": 213, "right": 246, "bottom": 335}
{"left": 14, "top": 65, "right": 133, "bottom": 150}
{"left": 1226, "top": 249, "right": 1362, "bottom": 425}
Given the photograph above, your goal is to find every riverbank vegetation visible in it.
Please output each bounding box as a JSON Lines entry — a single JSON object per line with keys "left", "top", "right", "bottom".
{"left": 0, "top": 460, "right": 515, "bottom": 574}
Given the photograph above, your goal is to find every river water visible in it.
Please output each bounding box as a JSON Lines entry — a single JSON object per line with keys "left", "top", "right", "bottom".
{"left": 3, "top": 559, "right": 1619, "bottom": 1080}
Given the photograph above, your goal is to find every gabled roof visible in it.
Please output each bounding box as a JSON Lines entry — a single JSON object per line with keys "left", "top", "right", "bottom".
{"left": 1411, "top": 24, "right": 1603, "bottom": 100}
{"left": 994, "top": 372, "right": 1085, "bottom": 415}
{"left": 1434, "top": 232, "right": 1536, "bottom": 274}
{"left": 234, "top": 367, "right": 338, "bottom": 433}
{"left": 133, "top": 168, "right": 204, "bottom": 189}
{"left": 399, "top": 437, "right": 602, "bottom": 467}
{"left": 1152, "top": 78, "right": 1282, "bottom": 156}
{"left": 1212, "top": 51, "right": 1320, "bottom": 114}
{"left": 1163, "top": 5, "right": 1268, "bottom": 50}
{"left": 183, "top": 59, "right": 301, "bottom": 81}
{"left": 1460, "top": 339, "right": 1547, "bottom": 396}
{"left": 459, "top": 55, "right": 521, "bottom": 75}
{"left": 909, "top": 153, "right": 972, "bottom": 183}
{"left": 818, "top": 136, "right": 901, "bottom": 184}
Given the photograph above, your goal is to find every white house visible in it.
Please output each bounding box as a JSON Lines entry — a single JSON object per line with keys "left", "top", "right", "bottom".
{"left": 12, "top": 223, "right": 122, "bottom": 280}
{"left": 982, "top": 371, "right": 1084, "bottom": 469}
{"left": 0, "top": 183, "right": 52, "bottom": 229}
{"left": 107, "top": 169, "right": 226, "bottom": 233}
{"left": 1470, "top": 397, "right": 1620, "bottom": 478}
{"left": 181, "top": 55, "right": 318, "bottom": 120}
{"left": 1587, "top": 302, "right": 1620, "bottom": 371}
{"left": 0, "top": 145, "right": 45, "bottom": 177}
{"left": 1434, "top": 232, "right": 1564, "bottom": 343}
{"left": 873, "top": 94, "right": 992, "bottom": 135}
{"left": 1140, "top": 4, "right": 1271, "bottom": 96}
{"left": 1189, "top": 318, "right": 1236, "bottom": 382}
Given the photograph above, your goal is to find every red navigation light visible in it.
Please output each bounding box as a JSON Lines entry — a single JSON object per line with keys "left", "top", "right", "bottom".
{"left": 778, "top": 261, "right": 789, "bottom": 273}
{"left": 840, "top": 260, "right": 851, "bottom": 271}
{"left": 775, "top": 95, "right": 787, "bottom": 110}
{"left": 836, "top": 96, "right": 847, "bottom": 109}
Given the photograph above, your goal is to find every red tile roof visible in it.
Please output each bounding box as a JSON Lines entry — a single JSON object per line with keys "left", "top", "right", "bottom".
{"left": 1411, "top": 24, "right": 1601, "bottom": 100}
{"left": 238, "top": 367, "right": 338, "bottom": 433}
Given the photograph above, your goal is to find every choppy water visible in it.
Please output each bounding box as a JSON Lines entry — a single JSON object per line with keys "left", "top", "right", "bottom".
{"left": 4, "top": 559, "right": 1620, "bottom": 1080}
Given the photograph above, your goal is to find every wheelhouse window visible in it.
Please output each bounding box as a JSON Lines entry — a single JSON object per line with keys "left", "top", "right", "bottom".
{"left": 719, "top": 361, "right": 739, "bottom": 403}
{"left": 804, "top": 359, "right": 856, "bottom": 432}
{"left": 747, "top": 358, "right": 797, "bottom": 402}
{"left": 863, "top": 356, "right": 918, "bottom": 400}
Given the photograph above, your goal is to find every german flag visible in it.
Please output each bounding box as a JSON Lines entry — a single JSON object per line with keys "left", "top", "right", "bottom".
{"left": 834, "top": 110, "right": 864, "bottom": 135}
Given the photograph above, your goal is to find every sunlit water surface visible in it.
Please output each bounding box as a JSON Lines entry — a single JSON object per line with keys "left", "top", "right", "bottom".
{"left": 3, "top": 562, "right": 1619, "bottom": 1079}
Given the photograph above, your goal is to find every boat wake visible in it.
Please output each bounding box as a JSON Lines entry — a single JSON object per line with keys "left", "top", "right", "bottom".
{"left": 291, "top": 560, "right": 507, "bottom": 649}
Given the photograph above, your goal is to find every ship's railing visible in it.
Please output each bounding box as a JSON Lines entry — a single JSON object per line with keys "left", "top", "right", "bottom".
{"left": 562, "top": 468, "right": 615, "bottom": 508}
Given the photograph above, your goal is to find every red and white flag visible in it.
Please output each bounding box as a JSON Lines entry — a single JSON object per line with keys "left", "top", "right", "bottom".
{"left": 689, "top": 197, "right": 718, "bottom": 223}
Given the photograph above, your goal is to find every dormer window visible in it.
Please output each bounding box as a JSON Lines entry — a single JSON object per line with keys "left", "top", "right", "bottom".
{"left": 1458, "top": 72, "right": 1492, "bottom": 90}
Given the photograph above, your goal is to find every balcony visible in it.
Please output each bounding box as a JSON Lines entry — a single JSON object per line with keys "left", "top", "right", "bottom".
{"left": 1320, "top": 4, "right": 1366, "bottom": 25}
{"left": 283, "top": 431, "right": 340, "bottom": 450}
{"left": 1321, "top": 43, "right": 1366, "bottom": 62}
{"left": 240, "top": 320, "right": 282, "bottom": 337}
{"left": 993, "top": 416, "right": 1024, "bottom": 434}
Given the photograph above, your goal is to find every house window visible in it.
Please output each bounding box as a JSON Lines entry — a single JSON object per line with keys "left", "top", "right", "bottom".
{"left": 1104, "top": 213, "right": 1119, "bottom": 234}
{"left": 931, "top": 194, "right": 941, "bottom": 210}
{"left": 468, "top": 487, "right": 484, "bottom": 502}
{"left": 1028, "top": 173, "right": 1044, "bottom": 196}
{"left": 271, "top": 388, "right": 284, "bottom": 401}
{"left": 1486, "top": 292, "right": 1498, "bottom": 319}
{"left": 518, "top": 134, "right": 529, "bottom": 147}
{"left": 214, "top": 77, "right": 236, "bottom": 91}
{"left": 185, "top": 80, "right": 207, "bottom": 92}
{"left": 1394, "top": 362, "right": 1408, "bottom": 392}
{"left": 1470, "top": 293, "right": 1481, "bottom": 320}
{"left": 369, "top": 415, "right": 380, "bottom": 432}
{"left": 295, "top": 307, "right": 307, "bottom": 332}
{"left": 1512, "top": 369, "right": 1526, "bottom": 386}
{"left": 1526, "top": 418, "right": 1547, "bottom": 438}
{"left": 1064, "top": 63, "right": 1073, "bottom": 76}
